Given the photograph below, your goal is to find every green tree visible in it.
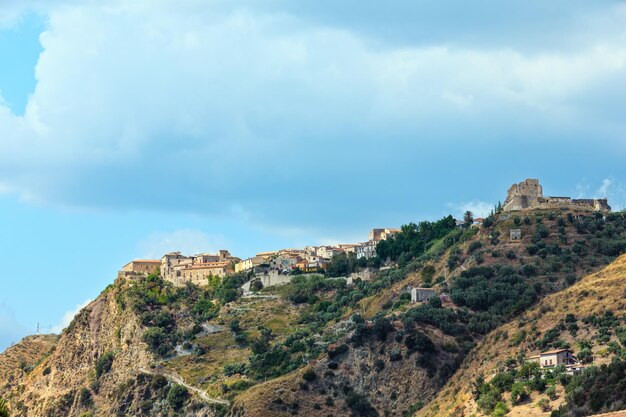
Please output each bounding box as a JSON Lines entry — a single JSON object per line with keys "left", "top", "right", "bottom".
{"left": 167, "top": 384, "right": 189, "bottom": 411}
{"left": 464, "top": 211, "right": 474, "bottom": 228}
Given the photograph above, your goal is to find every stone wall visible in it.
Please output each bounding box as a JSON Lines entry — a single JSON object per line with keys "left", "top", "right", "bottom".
{"left": 503, "top": 179, "right": 611, "bottom": 213}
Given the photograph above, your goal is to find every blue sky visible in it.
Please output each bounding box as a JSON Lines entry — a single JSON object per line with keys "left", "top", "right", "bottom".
{"left": 1, "top": 0, "right": 625, "bottom": 351}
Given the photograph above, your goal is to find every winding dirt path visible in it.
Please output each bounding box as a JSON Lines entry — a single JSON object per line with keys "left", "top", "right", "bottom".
{"left": 139, "top": 367, "right": 230, "bottom": 406}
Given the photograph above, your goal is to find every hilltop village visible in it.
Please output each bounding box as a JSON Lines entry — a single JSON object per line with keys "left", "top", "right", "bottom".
{"left": 119, "top": 178, "right": 612, "bottom": 293}
{"left": 120, "top": 227, "right": 402, "bottom": 288}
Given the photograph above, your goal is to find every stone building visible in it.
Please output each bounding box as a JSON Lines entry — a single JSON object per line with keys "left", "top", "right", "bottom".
{"left": 503, "top": 179, "right": 611, "bottom": 213}
{"left": 160, "top": 250, "right": 238, "bottom": 284}
{"left": 171, "top": 261, "right": 232, "bottom": 286}
{"left": 411, "top": 287, "right": 437, "bottom": 303}
{"left": 119, "top": 260, "right": 161, "bottom": 277}
{"left": 528, "top": 348, "right": 584, "bottom": 374}
{"left": 510, "top": 229, "right": 522, "bottom": 240}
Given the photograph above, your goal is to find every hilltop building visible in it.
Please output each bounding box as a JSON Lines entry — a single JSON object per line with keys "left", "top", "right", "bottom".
{"left": 356, "top": 227, "right": 401, "bottom": 260}
{"left": 160, "top": 250, "right": 238, "bottom": 285}
{"left": 119, "top": 260, "right": 161, "bottom": 278}
{"left": 503, "top": 179, "right": 610, "bottom": 212}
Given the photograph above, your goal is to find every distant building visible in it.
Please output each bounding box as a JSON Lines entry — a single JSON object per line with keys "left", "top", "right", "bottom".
{"left": 510, "top": 229, "right": 522, "bottom": 240}
{"left": 235, "top": 256, "right": 268, "bottom": 273}
{"left": 120, "top": 260, "right": 161, "bottom": 276}
{"left": 411, "top": 287, "right": 437, "bottom": 303}
{"left": 159, "top": 249, "right": 238, "bottom": 285}
{"left": 528, "top": 348, "right": 584, "bottom": 374}
{"left": 369, "top": 228, "right": 401, "bottom": 242}
{"left": 317, "top": 246, "right": 344, "bottom": 259}
{"left": 356, "top": 241, "right": 377, "bottom": 260}
{"left": 504, "top": 179, "right": 611, "bottom": 212}
{"left": 173, "top": 261, "right": 232, "bottom": 286}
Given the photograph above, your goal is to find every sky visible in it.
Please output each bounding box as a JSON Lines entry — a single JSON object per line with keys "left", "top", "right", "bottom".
{"left": 1, "top": 0, "right": 625, "bottom": 351}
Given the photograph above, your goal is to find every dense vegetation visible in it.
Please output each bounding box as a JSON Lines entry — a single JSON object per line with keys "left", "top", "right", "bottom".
{"left": 552, "top": 358, "right": 626, "bottom": 416}
{"left": 119, "top": 271, "right": 249, "bottom": 357}
{"left": 375, "top": 216, "right": 457, "bottom": 263}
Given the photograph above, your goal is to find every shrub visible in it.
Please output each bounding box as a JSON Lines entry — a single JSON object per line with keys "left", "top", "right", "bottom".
{"left": 302, "top": 369, "right": 317, "bottom": 382}
{"left": 95, "top": 352, "right": 115, "bottom": 378}
{"left": 492, "top": 401, "right": 509, "bottom": 417}
{"left": 224, "top": 362, "right": 247, "bottom": 376}
{"left": 537, "top": 398, "right": 551, "bottom": 412}
{"left": 79, "top": 387, "right": 93, "bottom": 408}
{"left": 167, "top": 384, "right": 189, "bottom": 411}
{"left": 510, "top": 381, "right": 529, "bottom": 404}
{"left": 142, "top": 327, "right": 170, "bottom": 356}
{"left": 468, "top": 241, "right": 483, "bottom": 254}
{"left": 345, "top": 391, "right": 377, "bottom": 417}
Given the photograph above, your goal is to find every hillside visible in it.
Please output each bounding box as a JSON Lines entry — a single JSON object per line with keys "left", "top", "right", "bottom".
{"left": 0, "top": 335, "right": 58, "bottom": 390}
{"left": 417, "top": 252, "right": 626, "bottom": 417}
{"left": 1, "top": 207, "right": 625, "bottom": 417}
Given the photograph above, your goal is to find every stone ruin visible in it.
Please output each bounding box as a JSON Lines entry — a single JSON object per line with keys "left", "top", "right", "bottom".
{"left": 503, "top": 179, "right": 611, "bottom": 213}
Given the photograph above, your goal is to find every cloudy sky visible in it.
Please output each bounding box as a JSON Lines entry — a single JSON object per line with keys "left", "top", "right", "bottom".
{"left": 1, "top": 0, "right": 625, "bottom": 351}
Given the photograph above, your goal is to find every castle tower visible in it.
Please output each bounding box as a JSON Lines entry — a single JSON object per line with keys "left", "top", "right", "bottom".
{"left": 503, "top": 179, "right": 543, "bottom": 211}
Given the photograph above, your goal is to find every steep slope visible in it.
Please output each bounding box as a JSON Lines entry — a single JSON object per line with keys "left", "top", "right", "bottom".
{"left": 0, "top": 335, "right": 58, "bottom": 391}
{"left": 417, "top": 253, "right": 626, "bottom": 417}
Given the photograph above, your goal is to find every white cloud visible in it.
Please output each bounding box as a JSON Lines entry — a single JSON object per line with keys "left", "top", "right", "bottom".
{"left": 137, "top": 229, "right": 228, "bottom": 258}
{"left": 0, "top": 0, "right": 625, "bottom": 225}
{"left": 51, "top": 298, "right": 92, "bottom": 334}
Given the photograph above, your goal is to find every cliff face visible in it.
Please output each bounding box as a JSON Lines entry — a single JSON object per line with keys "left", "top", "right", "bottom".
{"left": 0, "top": 284, "right": 152, "bottom": 416}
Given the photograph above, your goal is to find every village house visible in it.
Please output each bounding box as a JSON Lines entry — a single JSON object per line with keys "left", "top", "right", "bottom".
{"left": 529, "top": 348, "right": 584, "bottom": 374}
{"left": 159, "top": 249, "right": 238, "bottom": 285}
{"left": 411, "top": 287, "right": 438, "bottom": 303}
{"left": 119, "top": 259, "right": 161, "bottom": 277}
{"left": 510, "top": 229, "right": 522, "bottom": 240}
{"left": 235, "top": 255, "right": 268, "bottom": 273}
{"left": 337, "top": 243, "right": 358, "bottom": 254}
{"left": 172, "top": 261, "right": 232, "bottom": 286}
{"left": 316, "top": 246, "right": 344, "bottom": 259}
{"left": 369, "top": 228, "right": 401, "bottom": 242}
{"left": 356, "top": 241, "right": 378, "bottom": 260}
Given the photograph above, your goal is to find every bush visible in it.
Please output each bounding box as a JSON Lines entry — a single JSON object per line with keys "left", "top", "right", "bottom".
{"left": 468, "top": 241, "right": 483, "bottom": 254}
{"left": 302, "top": 369, "right": 317, "bottom": 382}
{"left": 510, "top": 381, "right": 529, "bottom": 404}
{"left": 95, "top": 352, "right": 115, "bottom": 378}
{"left": 167, "top": 384, "right": 189, "bottom": 411}
{"left": 224, "top": 362, "right": 247, "bottom": 376}
{"left": 492, "top": 401, "right": 509, "bottom": 417}
{"left": 345, "top": 391, "right": 377, "bottom": 417}
{"left": 142, "top": 327, "right": 171, "bottom": 356}
{"left": 79, "top": 387, "right": 93, "bottom": 408}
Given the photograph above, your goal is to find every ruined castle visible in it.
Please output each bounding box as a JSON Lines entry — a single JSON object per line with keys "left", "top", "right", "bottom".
{"left": 503, "top": 179, "right": 611, "bottom": 212}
